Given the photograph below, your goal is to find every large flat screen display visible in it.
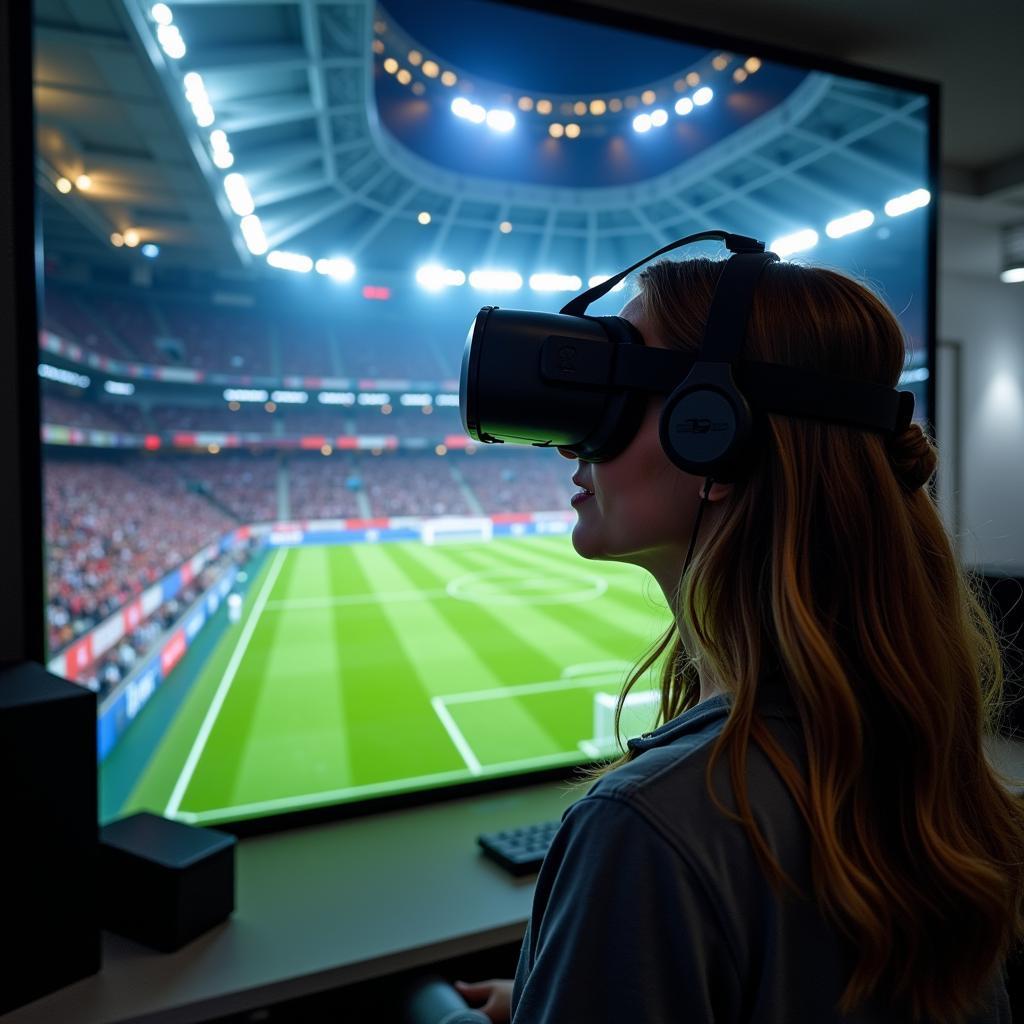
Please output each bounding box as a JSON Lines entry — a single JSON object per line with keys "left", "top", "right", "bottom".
{"left": 33, "top": 0, "right": 936, "bottom": 828}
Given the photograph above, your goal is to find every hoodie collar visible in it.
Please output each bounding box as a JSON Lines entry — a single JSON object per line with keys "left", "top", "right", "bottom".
{"left": 626, "top": 667, "right": 795, "bottom": 754}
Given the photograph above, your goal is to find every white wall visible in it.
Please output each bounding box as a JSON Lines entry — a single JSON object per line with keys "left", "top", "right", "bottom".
{"left": 937, "top": 214, "right": 1024, "bottom": 572}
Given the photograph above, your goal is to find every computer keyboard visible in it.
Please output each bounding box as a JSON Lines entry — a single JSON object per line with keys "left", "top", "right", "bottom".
{"left": 477, "top": 819, "right": 562, "bottom": 876}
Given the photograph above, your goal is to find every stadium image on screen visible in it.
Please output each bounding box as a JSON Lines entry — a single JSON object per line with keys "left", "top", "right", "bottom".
{"left": 35, "top": 0, "right": 933, "bottom": 828}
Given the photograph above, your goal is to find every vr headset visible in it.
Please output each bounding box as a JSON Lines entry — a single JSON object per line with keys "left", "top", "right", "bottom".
{"left": 460, "top": 230, "right": 916, "bottom": 483}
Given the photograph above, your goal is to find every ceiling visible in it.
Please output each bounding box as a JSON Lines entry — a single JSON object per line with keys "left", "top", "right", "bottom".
{"left": 29, "top": 0, "right": 1023, "bottom": 283}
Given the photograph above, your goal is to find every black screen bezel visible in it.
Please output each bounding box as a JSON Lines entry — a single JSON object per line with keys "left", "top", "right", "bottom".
{"left": 6, "top": 0, "right": 939, "bottom": 837}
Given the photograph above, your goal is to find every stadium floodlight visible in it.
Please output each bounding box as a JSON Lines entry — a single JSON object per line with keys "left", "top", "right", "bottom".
{"left": 1001, "top": 266, "right": 1024, "bottom": 284}
{"left": 769, "top": 228, "right": 819, "bottom": 259}
{"left": 39, "top": 363, "right": 90, "bottom": 388}
{"left": 451, "top": 97, "right": 486, "bottom": 124}
{"left": 693, "top": 86, "right": 713, "bottom": 105}
{"left": 486, "top": 109, "right": 516, "bottom": 132}
{"left": 318, "top": 391, "right": 356, "bottom": 405}
{"left": 212, "top": 150, "right": 234, "bottom": 169}
{"left": 156, "top": 24, "right": 185, "bottom": 59}
{"left": 434, "top": 393, "right": 460, "bottom": 406}
{"left": 416, "top": 264, "right": 466, "bottom": 290}
{"left": 529, "top": 273, "right": 583, "bottom": 292}
{"left": 588, "top": 274, "right": 627, "bottom": 292}
{"left": 210, "top": 127, "right": 234, "bottom": 168}
{"left": 650, "top": 108, "right": 668, "bottom": 127}
{"left": 884, "top": 188, "right": 931, "bottom": 217}
{"left": 224, "top": 173, "right": 255, "bottom": 216}
{"left": 400, "top": 393, "right": 433, "bottom": 406}
{"left": 468, "top": 269, "right": 522, "bottom": 291}
{"left": 104, "top": 380, "right": 136, "bottom": 396}
{"left": 674, "top": 97, "right": 694, "bottom": 116}
{"left": 632, "top": 113, "right": 652, "bottom": 133}
{"left": 183, "top": 71, "right": 204, "bottom": 97}
{"left": 357, "top": 392, "right": 391, "bottom": 405}
{"left": 315, "top": 257, "right": 356, "bottom": 281}
{"left": 150, "top": 3, "right": 173, "bottom": 24}
{"left": 267, "top": 250, "right": 313, "bottom": 273}
{"left": 141, "top": 243, "right": 160, "bottom": 258}
{"left": 825, "top": 210, "right": 875, "bottom": 239}
{"left": 223, "top": 388, "right": 269, "bottom": 402}
{"left": 270, "top": 390, "right": 309, "bottom": 404}
{"left": 240, "top": 213, "right": 267, "bottom": 255}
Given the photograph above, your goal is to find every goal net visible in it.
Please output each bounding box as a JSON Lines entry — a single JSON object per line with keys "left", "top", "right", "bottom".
{"left": 421, "top": 516, "right": 494, "bottom": 546}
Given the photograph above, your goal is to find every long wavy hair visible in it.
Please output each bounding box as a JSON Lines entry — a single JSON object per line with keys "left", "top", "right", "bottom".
{"left": 576, "top": 256, "right": 1024, "bottom": 1022}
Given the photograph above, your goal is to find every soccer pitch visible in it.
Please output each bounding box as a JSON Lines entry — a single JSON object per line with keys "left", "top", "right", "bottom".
{"left": 112, "top": 534, "right": 673, "bottom": 826}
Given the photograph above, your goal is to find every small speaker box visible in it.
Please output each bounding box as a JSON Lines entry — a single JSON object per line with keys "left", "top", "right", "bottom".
{"left": 99, "top": 811, "right": 236, "bottom": 952}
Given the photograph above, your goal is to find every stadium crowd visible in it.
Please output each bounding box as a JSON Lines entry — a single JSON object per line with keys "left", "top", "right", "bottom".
{"left": 45, "top": 459, "right": 235, "bottom": 653}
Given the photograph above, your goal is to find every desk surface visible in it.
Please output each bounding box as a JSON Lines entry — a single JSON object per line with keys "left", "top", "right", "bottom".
{"left": 6, "top": 780, "right": 580, "bottom": 1024}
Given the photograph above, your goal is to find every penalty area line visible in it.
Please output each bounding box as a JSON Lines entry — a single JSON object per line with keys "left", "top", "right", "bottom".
{"left": 430, "top": 697, "right": 482, "bottom": 775}
{"left": 165, "top": 547, "right": 287, "bottom": 818}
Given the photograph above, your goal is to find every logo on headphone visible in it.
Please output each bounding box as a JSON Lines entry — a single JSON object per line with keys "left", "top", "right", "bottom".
{"left": 557, "top": 345, "right": 577, "bottom": 373}
{"left": 676, "top": 418, "right": 728, "bottom": 434}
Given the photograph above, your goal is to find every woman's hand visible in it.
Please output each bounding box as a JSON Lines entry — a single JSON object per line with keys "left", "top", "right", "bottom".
{"left": 454, "top": 978, "right": 514, "bottom": 1023}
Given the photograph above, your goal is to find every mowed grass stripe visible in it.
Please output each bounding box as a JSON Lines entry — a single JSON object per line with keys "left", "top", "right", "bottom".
{"left": 355, "top": 544, "right": 565, "bottom": 763}
{"left": 179, "top": 549, "right": 299, "bottom": 812}
{"left": 451, "top": 538, "right": 672, "bottom": 654}
{"left": 227, "top": 546, "right": 355, "bottom": 808}
{"left": 116, "top": 549, "right": 278, "bottom": 818}
{"left": 334, "top": 546, "right": 471, "bottom": 784}
{"left": 409, "top": 542, "right": 632, "bottom": 667}
{"left": 392, "top": 542, "right": 632, "bottom": 760}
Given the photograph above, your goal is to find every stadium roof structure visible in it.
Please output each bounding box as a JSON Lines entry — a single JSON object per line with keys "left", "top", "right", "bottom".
{"left": 35, "top": 0, "right": 931, "bottom": 284}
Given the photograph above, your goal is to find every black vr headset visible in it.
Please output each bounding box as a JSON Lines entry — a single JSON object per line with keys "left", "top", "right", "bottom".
{"left": 460, "top": 230, "right": 916, "bottom": 484}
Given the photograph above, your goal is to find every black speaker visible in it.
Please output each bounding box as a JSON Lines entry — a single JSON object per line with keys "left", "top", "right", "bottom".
{"left": 0, "top": 661, "right": 100, "bottom": 1014}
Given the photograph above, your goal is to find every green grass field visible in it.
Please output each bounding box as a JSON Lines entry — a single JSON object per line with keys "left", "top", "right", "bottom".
{"left": 110, "top": 534, "right": 674, "bottom": 826}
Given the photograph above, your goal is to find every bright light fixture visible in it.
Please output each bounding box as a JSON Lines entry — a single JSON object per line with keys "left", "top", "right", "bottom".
{"left": 825, "top": 210, "right": 875, "bottom": 239}
{"left": 632, "top": 113, "right": 652, "bottom": 133}
{"left": 1001, "top": 267, "right": 1024, "bottom": 284}
{"left": 588, "top": 274, "right": 626, "bottom": 292}
{"left": 693, "top": 87, "right": 713, "bottom": 105}
{"left": 468, "top": 269, "right": 522, "bottom": 291}
{"left": 416, "top": 265, "right": 466, "bottom": 290}
{"left": 529, "top": 273, "right": 582, "bottom": 292}
{"left": 675, "top": 97, "right": 694, "bottom": 116}
{"left": 769, "top": 228, "right": 819, "bottom": 259}
{"left": 123, "top": 228, "right": 140, "bottom": 247}
{"left": 650, "top": 108, "right": 668, "bottom": 127}
{"left": 55, "top": 177, "right": 72, "bottom": 194}
{"left": 417, "top": 211, "right": 431, "bottom": 225}
{"left": 150, "top": 3, "right": 172, "bottom": 24}
{"left": 157, "top": 23, "right": 186, "bottom": 59}
{"left": 223, "top": 173, "right": 255, "bottom": 216}
{"left": 486, "top": 109, "right": 515, "bottom": 132}
{"left": 315, "top": 257, "right": 356, "bottom": 281}
{"left": 141, "top": 243, "right": 160, "bottom": 258}
{"left": 240, "top": 214, "right": 267, "bottom": 255}
{"left": 75, "top": 174, "right": 92, "bottom": 191}
{"left": 267, "top": 250, "right": 313, "bottom": 273}
{"left": 884, "top": 188, "right": 931, "bottom": 217}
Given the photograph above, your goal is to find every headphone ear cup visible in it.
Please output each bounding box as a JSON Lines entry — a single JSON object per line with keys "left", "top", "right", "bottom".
{"left": 659, "top": 380, "right": 753, "bottom": 481}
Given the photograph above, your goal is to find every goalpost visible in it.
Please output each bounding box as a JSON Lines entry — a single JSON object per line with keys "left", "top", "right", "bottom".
{"left": 421, "top": 516, "right": 494, "bottom": 546}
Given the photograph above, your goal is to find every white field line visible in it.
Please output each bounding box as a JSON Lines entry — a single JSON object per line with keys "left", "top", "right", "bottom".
{"left": 441, "top": 672, "right": 626, "bottom": 705}
{"left": 264, "top": 588, "right": 447, "bottom": 611}
{"left": 165, "top": 547, "right": 287, "bottom": 818}
{"left": 430, "top": 697, "right": 482, "bottom": 775}
{"left": 179, "top": 749, "right": 588, "bottom": 824}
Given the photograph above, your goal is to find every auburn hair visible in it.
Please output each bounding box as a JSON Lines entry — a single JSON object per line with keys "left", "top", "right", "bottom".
{"left": 575, "top": 256, "right": 1024, "bottom": 1022}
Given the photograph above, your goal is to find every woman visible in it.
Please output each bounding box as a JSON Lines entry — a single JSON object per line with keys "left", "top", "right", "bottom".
{"left": 455, "top": 257, "right": 1024, "bottom": 1023}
